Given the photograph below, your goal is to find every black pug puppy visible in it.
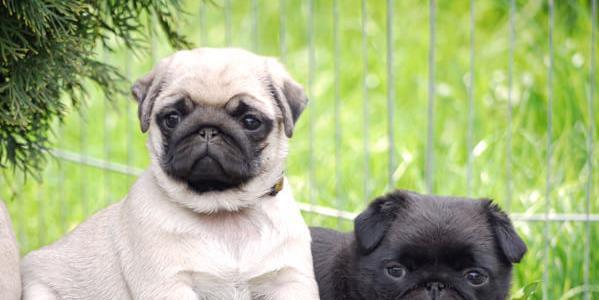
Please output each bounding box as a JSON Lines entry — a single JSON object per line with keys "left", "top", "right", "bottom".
{"left": 310, "top": 190, "right": 527, "bottom": 300}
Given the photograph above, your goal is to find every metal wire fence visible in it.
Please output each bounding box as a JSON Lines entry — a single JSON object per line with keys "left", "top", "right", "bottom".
{"left": 1, "top": 0, "right": 597, "bottom": 299}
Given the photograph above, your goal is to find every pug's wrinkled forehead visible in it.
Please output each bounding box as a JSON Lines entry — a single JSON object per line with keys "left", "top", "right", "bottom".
{"left": 153, "top": 48, "right": 276, "bottom": 118}
{"left": 132, "top": 47, "right": 306, "bottom": 137}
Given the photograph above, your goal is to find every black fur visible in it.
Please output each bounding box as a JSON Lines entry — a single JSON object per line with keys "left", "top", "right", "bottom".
{"left": 310, "top": 190, "right": 527, "bottom": 300}
{"left": 157, "top": 96, "right": 273, "bottom": 193}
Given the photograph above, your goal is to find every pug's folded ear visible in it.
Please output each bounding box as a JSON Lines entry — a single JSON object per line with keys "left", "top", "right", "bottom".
{"left": 266, "top": 59, "right": 308, "bottom": 138}
{"left": 354, "top": 191, "right": 408, "bottom": 254}
{"left": 483, "top": 200, "right": 527, "bottom": 264}
{"left": 131, "top": 57, "right": 173, "bottom": 133}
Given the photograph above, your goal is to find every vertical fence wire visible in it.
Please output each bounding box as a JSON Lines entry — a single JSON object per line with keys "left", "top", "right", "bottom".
{"left": 307, "top": 0, "right": 315, "bottom": 208}
{"left": 466, "top": 0, "right": 475, "bottom": 197}
{"left": 506, "top": 0, "right": 515, "bottom": 212}
{"left": 80, "top": 87, "right": 88, "bottom": 218}
{"left": 37, "top": 168, "right": 44, "bottom": 245}
{"left": 251, "top": 0, "right": 258, "bottom": 51}
{"left": 584, "top": 1, "right": 596, "bottom": 299}
{"left": 361, "top": 0, "right": 370, "bottom": 204}
{"left": 224, "top": 0, "right": 232, "bottom": 47}
{"left": 199, "top": 0, "right": 206, "bottom": 46}
{"left": 103, "top": 48, "right": 111, "bottom": 208}
{"left": 150, "top": 12, "right": 157, "bottom": 66}
{"left": 58, "top": 127, "right": 66, "bottom": 234}
{"left": 125, "top": 51, "right": 133, "bottom": 187}
{"left": 543, "top": 0, "right": 554, "bottom": 298}
{"left": 55, "top": 116, "right": 64, "bottom": 238}
{"left": 17, "top": 175, "right": 25, "bottom": 250}
{"left": 279, "top": 0, "right": 286, "bottom": 63}
{"left": 426, "top": 0, "right": 436, "bottom": 193}
{"left": 386, "top": 0, "right": 395, "bottom": 188}
{"left": 333, "top": 0, "right": 342, "bottom": 226}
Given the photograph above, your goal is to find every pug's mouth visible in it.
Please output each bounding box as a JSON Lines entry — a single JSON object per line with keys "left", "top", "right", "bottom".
{"left": 185, "top": 156, "right": 245, "bottom": 193}
{"left": 187, "top": 179, "right": 238, "bottom": 193}
{"left": 399, "top": 283, "right": 468, "bottom": 300}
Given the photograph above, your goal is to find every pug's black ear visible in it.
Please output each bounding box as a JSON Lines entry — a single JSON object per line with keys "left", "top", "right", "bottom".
{"left": 131, "top": 57, "right": 173, "bottom": 133}
{"left": 484, "top": 200, "right": 527, "bottom": 264}
{"left": 354, "top": 191, "right": 407, "bottom": 254}
{"left": 266, "top": 59, "right": 308, "bottom": 138}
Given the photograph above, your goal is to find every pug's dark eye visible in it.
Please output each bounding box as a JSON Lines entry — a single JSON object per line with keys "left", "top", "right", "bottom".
{"left": 385, "top": 264, "right": 407, "bottom": 279}
{"left": 163, "top": 112, "right": 181, "bottom": 129}
{"left": 464, "top": 269, "right": 489, "bottom": 286}
{"left": 242, "top": 115, "right": 262, "bottom": 130}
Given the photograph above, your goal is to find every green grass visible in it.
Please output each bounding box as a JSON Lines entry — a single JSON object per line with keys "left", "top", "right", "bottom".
{"left": 1, "top": 0, "right": 597, "bottom": 299}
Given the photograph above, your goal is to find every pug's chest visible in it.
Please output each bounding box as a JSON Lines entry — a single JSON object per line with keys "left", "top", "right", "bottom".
{"left": 189, "top": 269, "right": 266, "bottom": 300}
{"left": 187, "top": 241, "right": 285, "bottom": 299}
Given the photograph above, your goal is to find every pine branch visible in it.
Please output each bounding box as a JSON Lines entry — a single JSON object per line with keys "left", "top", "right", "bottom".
{"left": 0, "top": 0, "right": 192, "bottom": 177}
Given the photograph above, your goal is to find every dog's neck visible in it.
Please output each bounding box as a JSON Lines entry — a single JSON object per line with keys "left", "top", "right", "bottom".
{"left": 263, "top": 176, "right": 284, "bottom": 197}
{"left": 147, "top": 161, "right": 288, "bottom": 214}
{"left": 126, "top": 170, "right": 291, "bottom": 235}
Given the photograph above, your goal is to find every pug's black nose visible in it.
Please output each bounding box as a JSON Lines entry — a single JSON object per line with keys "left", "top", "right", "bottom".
{"left": 426, "top": 282, "right": 446, "bottom": 299}
{"left": 198, "top": 127, "right": 219, "bottom": 141}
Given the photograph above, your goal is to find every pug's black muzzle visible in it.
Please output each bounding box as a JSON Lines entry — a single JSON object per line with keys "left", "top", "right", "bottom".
{"left": 161, "top": 112, "right": 257, "bottom": 193}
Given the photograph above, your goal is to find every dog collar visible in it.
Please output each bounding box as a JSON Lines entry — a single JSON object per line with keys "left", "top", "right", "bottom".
{"left": 266, "top": 177, "right": 284, "bottom": 197}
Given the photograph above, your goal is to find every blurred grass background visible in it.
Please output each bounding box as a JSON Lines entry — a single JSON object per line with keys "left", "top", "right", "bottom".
{"left": 1, "top": 0, "right": 597, "bottom": 299}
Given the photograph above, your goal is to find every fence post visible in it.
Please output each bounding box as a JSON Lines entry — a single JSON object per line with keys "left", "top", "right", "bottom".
{"left": 543, "top": 1, "right": 555, "bottom": 299}
{"left": 425, "top": 0, "right": 436, "bottom": 193}
{"left": 583, "top": 1, "right": 596, "bottom": 299}
{"left": 386, "top": 0, "right": 396, "bottom": 189}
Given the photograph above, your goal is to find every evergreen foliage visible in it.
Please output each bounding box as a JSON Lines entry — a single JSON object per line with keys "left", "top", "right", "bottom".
{"left": 0, "top": 0, "right": 191, "bottom": 176}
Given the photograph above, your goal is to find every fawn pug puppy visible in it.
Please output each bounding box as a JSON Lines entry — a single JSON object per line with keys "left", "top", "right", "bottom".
{"left": 0, "top": 200, "right": 20, "bottom": 300}
{"left": 21, "top": 48, "right": 319, "bottom": 300}
{"left": 311, "top": 190, "right": 527, "bottom": 300}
